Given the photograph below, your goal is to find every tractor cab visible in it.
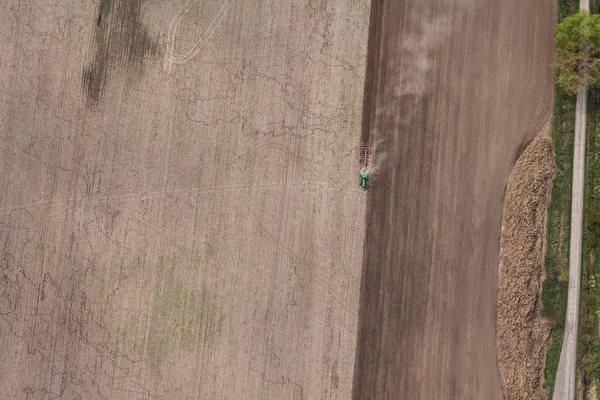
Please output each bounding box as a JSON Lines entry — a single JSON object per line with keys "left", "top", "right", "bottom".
{"left": 360, "top": 170, "right": 369, "bottom": 190}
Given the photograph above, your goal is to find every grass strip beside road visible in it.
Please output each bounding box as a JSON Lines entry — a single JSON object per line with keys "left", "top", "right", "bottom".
{"left": 542, "top": 4, "right": 579, "bottom": 397}
{"left": 543, "top": 86, "right": 577, "bottom": 399}
{"left": 577, "top": 82, "right": 600, "bottom": 398}
{"left": 545, "top": 326, "right": 565, "bottom": 394}
{"left": 576, "top": 3, "right": 600, "bottom": 398}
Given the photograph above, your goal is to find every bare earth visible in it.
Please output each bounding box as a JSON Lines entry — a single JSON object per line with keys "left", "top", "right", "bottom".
{"left": 0, "top": 0, "right": 371, "bottom": 399}
{"left": 496, "top": 132, "right": 555, "bottom": 400}
{"left": 353, "top": 0, "right": 556, "bottom": 399}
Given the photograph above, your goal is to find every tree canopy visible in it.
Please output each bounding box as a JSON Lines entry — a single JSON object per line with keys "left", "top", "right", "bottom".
{"left": 556, "top": 11, "right": 600, "bottom": 95}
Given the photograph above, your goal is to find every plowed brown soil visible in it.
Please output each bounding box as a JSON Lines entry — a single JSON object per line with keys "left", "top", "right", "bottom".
{"left": 353, "top": 0, "right": 556, "bottom": 399}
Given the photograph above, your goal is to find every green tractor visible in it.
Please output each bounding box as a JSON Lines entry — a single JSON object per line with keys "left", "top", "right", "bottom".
{"left": 357, "top": 144, "right": 374, "bottom": 190}
{"left": 360, "top": 170, "right": 369, "bottom": 190}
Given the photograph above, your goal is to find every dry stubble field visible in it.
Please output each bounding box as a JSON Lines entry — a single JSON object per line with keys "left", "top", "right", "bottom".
{"left": 0, "top": 0, "right": 370, "bottom": 398}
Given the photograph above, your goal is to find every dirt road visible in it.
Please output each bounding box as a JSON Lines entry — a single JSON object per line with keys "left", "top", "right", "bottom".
{"left": 552, "top": 4, "right": 588, "bottom": 400}
{"left": 0, "top": 0, "right": 370, "bottom": 398}
{"left": 353, "top": 0, "right": 556, "bottom": 398}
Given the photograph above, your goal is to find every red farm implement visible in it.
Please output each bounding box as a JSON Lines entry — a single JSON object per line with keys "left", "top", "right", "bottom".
{"left": 358, "top": 144, "right": 374, "bottom": 165}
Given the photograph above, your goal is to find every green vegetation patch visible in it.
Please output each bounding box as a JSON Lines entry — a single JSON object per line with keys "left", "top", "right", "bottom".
{"left": 542, "top": 5, "right": 580, "bottom": 397}
{"left": 115, "top": 256, "right": 223, "bottom": 367}
{"left": 560, "top": 0, "right": 579, "bottom": 20}
{"left": 578, "top": 80, "right": 600, "bottom": 395}
{"left": 148, "top": 257, "right": 223, "bottom": 365}
{"left": 545, "top": 326, "right": 564, "bottom": 396}
{"left": 542, "top": 86, "right": 577, "bottom": 399}
{"left": 576, "top": 2, "right": 600, "bottom": 396}
{"left": 556, "top": 11, "right": 600, "bottom": 95}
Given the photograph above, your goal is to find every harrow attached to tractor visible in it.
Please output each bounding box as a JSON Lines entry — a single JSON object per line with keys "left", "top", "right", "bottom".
{"left": 358, "top": 144, "right": 374, "bottom": 165}
{"left": 358, "top": 144, "right": 375, "bottom": 190}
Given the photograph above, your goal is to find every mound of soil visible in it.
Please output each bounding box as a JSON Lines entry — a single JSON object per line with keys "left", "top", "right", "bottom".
{"left": 497, "top": 132, "right": 556, "bottom": 400}
{"left": 578, "top": 376, "right": 598, "bottom": 400}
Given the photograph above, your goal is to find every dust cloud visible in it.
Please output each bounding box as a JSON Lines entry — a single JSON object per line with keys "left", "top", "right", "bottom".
{"left": 394, "top": 16, "right": 452, "bottom": 98}
{"left": 363, "top": 137, "right": 387, "bottom": 181}
{"left": 366, "top": 14, "right": 456, "bottom": 176}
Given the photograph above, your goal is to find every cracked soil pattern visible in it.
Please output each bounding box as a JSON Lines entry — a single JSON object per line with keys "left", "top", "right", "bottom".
{"left": 0, "top": 0, "right": 370, "bottom": 398}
